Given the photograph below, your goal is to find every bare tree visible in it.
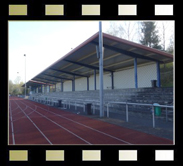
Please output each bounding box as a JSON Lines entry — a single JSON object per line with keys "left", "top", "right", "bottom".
{"left": 157, "top": 21, "right": 174, "bottom": 51}
{"left": 14, "top": 76, "right": 21, "bottom": 84}
{"left": 105, "top": 21, "right": 139, "bottom": 42}
{"left": 166, "top": 34, "right": 174, "bottom": 54}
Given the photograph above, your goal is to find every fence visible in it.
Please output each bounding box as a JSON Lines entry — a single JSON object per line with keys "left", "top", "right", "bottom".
{"left": 107, "top": 101, "right": 173, "bottom": 128}
{"left": 29, "top": 94, "right": 173, "bottom": 129}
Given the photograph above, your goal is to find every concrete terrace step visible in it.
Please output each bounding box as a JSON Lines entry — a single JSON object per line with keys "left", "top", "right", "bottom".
{"left": 31, "top": 87, "right": 173, "bottom": 106}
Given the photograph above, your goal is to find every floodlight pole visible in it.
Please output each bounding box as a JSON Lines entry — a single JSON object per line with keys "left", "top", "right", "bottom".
{"left": 99, "top": 21, "right": 104, "bottom": 117}
{"left": 24, "top": 54, "right": 26, "bottom": 97}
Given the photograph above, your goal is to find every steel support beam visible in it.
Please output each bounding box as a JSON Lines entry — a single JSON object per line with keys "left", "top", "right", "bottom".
{"left": 91, "top": 41, "right": 163, "bottom": 63}
{"left": 111, "top": 71, "right": 114, "bottom": 89}
{"left": 63, "top": 59, "right": 113, "bottom": 72}
{"left": 36, "top": 77, "right": 58, "bottom": 83}
{"left": 157, "top": 61, "right": 161, "bottom": 87}
{"left": 33, "top": 79, "right": 55, "bottom": 85}
{"left": 94, "top": 69, "right": 96, "bottom": 90}
{"left": 134, "top": 58, "right": 138, "bottom": 88}
{"left": 42, "top": 73, "right": 72, "bottom": 80}
{"left": 72, "top": 75, "right": 75, "bottom": 91}
{"left": 61, "top": 80, "right": 63, "bottom": 92}
{"left": 49, "top": 68, "right": 88, "bottom": 77}
{"left": 87, "top": 77, "right": 89, "bottom": 91}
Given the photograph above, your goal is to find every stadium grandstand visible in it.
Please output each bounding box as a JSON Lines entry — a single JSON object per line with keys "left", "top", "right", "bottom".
{"left": 22, "top": 32, "right": 173, "bottom": 123}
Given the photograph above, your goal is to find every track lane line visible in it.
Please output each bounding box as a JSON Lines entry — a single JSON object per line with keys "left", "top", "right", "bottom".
{"left": 13, "top": 110, "right": 36, "bottom": 122}
{"left": 14, "top": 100, "right": 52, "bottom": 145}
{"left": 23, "top": 99, "right": 132, "bottom": 145}
{"left": 19, "top": 100, "right": 92, "bottom": 145}
{"left": 9, "top": 100, "right": 15, "bottom": 145}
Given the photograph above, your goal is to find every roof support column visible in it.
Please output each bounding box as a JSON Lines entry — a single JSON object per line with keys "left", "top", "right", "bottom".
{"left": 49, "top": 85, "right": 50, "bottom": 93}
{"left": 94, "top": 69, "right": 96, "bottom": 90}
{"left": 61, "top": 80, "right": 63, "bottom": 92}
{"left": 87, "top": 77, "right": 89, "bottom": 91}
{"left": 157, "top": 61, "right": 161, "bottom": 87}
{"left": 99, "top": 21, "right": 104, "bottom": 118}
{"left": 134, "top": 57, "right": 138, "bottom": 88}
{"left": 42, "top": 85, "right": 44, "bottom": 93}
{"left": 55, "top": 84, "right": 56, "bottom": 92}
{"left": 72, "top": 76, "right": 75, "bottom": 91}
{"left": 111, "top": 71, "right": 114, "bottom": 89}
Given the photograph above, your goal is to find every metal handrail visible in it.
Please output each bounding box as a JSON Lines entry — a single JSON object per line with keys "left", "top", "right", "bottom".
{"left": 107, "top": 101, "right": 174, "bottom": 128}
{"left": 30, "top": 96, "right": 173, "bottom": 128}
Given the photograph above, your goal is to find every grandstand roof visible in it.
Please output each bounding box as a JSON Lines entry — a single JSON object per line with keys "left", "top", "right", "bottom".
{"left": 23, "top": 32, "right": 173, "bottom": 87}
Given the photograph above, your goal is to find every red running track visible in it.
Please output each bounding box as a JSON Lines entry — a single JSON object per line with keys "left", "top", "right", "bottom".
{"left": 9, "top": 97, "right": 173, "bottom": 145}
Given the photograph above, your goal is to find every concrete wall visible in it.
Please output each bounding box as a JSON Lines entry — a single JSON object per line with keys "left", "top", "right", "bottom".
{"left": 137, "top": 63, "right": 157, "bottom": 87}
{"left": 63, "top": 80, "right": 72, "bottom": 91}
{"left": 56, "top": 82, "right": 61, "bottom": 92}
{"left": 114, "top": 63, "right": 157, "bottom": 89}
{"left": 55, "top": 62, "right": 157, "bottom": 92}
{"left": 44, "top": 86, "right": 47, "bottom": 93}
{"left": 75, "top": 77, "right": 87, "bottom": 91}
{"left": 114, "top": 68, "right": 134, "bottom": 89}
{"left": 89, "top": 74, "right": 99, "bottom": 90}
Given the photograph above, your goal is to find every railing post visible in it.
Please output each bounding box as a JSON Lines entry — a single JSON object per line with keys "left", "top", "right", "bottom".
{"left": 126, "top": 103, "right": 129, "bottom": 122}
{"left": 107, "top": 103, "right": 109, "bottom": 118}
{"left": 83, "top": 103, "right": 85, "bottom": 112}
{"left": 152, "top": 105, "right": 155, "bottom": 128}
{"left": 93, "top": 103, "right": 95, "bottom": 114}
{"left": 166, "top": 107, "right": 168, "bottom": 122}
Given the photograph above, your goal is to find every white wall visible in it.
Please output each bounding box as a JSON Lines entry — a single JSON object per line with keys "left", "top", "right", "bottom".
{"left": 47, "top": 86, "right": 49, "bottom": 93}
{"left": 56, "top": 82, "right": 61, "bottom": 92}
{"left": 137, "top": 63, "right": 157, "bottom": 88}
{"left": 63, "top": 80, "right": 72, "bottom": 91}
{"left": 114, "top": 68, "right": 135, "bottom": 89}
{"left": 89, "top": 74, "right": 99, "bottom": 90}
{"left": 44, "top": 86, "right": 47, "bottom": 93}
{"left": 114, "top": 63, "right": 157, "bottom": 89}
{"left": 54, "top": 63, "right": 157, "bottom": 91}
{"left": 103, "top": 73, "right": 113, "bottom": 89}
{"left": 75, "top": 77, "right": 87, "bottom": 91}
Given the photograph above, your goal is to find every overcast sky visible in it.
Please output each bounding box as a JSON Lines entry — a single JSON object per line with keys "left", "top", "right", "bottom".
{"left": 9, "top": 21, "right": 174, "bottom": 84}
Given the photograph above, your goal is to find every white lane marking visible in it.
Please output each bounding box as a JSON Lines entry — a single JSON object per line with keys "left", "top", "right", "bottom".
{"left": 14, "top": 100, "right": 52, "bottom": 145}
{"left": 13, "top": 110, "right": 36, "bottom": 122}
{"left": 11, "top": 107, "right": 19, "bottom": 112}
{"left": 9, "top": 100, "right": 15, "bottom": 145}
{"left": 12, "top": 110, "right": 24, "bottom": 116}
{"left": 24, "top": 100, "right": 132, "bottom": 144}
{"left": 20, "top": 101, "right": 92, "bottom": 145}
{"left": 12, "top": 105, "right": 28, "bottom": 122}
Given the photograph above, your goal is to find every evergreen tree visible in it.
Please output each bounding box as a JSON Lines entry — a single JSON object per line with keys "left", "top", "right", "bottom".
{"left": 140, "top": 22, "right": 162, "bottom": 50}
